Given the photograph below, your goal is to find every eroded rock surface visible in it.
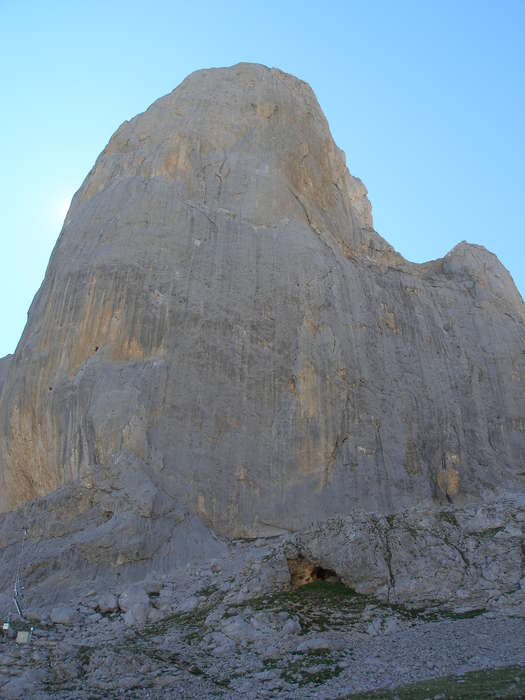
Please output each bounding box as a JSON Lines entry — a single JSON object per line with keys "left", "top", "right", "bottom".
{"left": 0, "top": 492, "right": 524, "bottom": 698}
{"left": 0, "top": 63, "right": 523, "bottom": 536}
{"left": 0, "top": 478, "right": 523, "bottom": 618}
{"left": 0, "top": 62, "right": 524, "bottom": 699}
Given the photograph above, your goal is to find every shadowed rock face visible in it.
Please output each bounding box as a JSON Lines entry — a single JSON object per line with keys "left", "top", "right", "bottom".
{"left": 0, "top": 63, "right": 524, "bottom": 537}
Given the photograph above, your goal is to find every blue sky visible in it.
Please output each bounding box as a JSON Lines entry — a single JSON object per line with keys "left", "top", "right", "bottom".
{"left": 1, "top": 0, "right": 524, "bottom": 357}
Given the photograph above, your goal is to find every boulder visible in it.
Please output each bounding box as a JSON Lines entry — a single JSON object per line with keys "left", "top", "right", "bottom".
{"left": 282, "top": 618, "right": 301, "bottom": 636}
{"left": 123, "top": 602, "right": 151, "bottom": 627}
{"left": 50, "top": 604, "right": 75, "bottom": 626}
{"left": 97, "top": 592, "right": 118, "bottom": 614}
{"left": 118, "top": 586, "right": 149, "bottom": 613}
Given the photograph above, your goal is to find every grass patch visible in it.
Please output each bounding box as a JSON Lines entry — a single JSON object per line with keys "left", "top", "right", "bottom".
{"left": 382, "top": 601, "right": 485, "bottom": 624}
{"left": 228, "top": 580, "right": 484, "bottom": 636}
{"left": 111, "top": 634, "right": 209, "bottom": 685}
{"left": 196, "top": 584, "right": 220, "bottom": 598}
{"left": 139, "top": 601, "right": 214, "bottom": 641}
{"left": 476, "top": 526, "right": 505, "bottom": 538}
{"left": 75, "top": 644, "right": 94, "bottom": 677}
{"left": 342, "top": 664, "right": 525, "bottom": 699}
{"left": 138, "top": 612, "right": 184, "bottom": 639}
{"left": 243, "top": 581, "right": 368, "bottom": 632}
{"left": 281, "top": 649, "right": 344, "bottom": 686}
{"left": 438, "top": 511, "right": 459, "bottom": 527}
{"left": 265, "top": 649, "right": 344, "bottom": 687}
{"left": 244, "top": 580, "right": 365, "bottom": 607}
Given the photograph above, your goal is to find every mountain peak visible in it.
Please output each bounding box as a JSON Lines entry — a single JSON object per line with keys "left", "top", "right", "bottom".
{"left": 1, "top": 66, "right": 523, "bottom": 536}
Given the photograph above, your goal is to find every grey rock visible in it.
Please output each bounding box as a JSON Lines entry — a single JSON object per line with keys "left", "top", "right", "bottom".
{"left": 0, "top": 590, "right": 522, "bottom": 698}
{"left": 87, "top": 612, "right": 102, "bottom": 623}
{"left": 147, "top": 607, "right": 165, "bottom": 624}
{"left": 282, "top": 618, "right": 301, "bottom": 635}
{"left": 0, "top": 355, "right": 11, "bottom": 398}
{"left": 118, "top": 586, "right": 149, "bottom": 612}
{"left": 97, "top": 592, "right": 118, "bottom": 613}
{"left": 144, "top": 579, "right": 161, "bottom": 596}
{"left": 177, "top": 595, "right": 199, "bottom": 613}
{"left": 260, "top": 644, "right": 281, "bottom": 660}
{"left": 208, "top": 632, "right": 237, "bottom": 657}
{"left": 221, "top": 616, "right": 259, "bottom": 645}
{"left": 152, "top": 673, "right": 180, "bottom": 688}
{"left": 123, "top": 601, "right": 150, "bottom": 626}
{"left": 296, "top": 636, "right": 344, "bottom": 652}
{"left": 367, "top": 619, "right": 382, "bottom": 636}
{"left": 205, "top": 605, "right": 226, "bottom": 626}
{"left": 288, "top": 500, "right": 524, "bottom": 609}
{"left": 0, "top": 63, "right": 522, "bottom": 541}
{"left": 50, "top": 605, "right": 75, "bottom": 625}
{"left": 1, "top": 670, "right": 46, "bottom": 699}
{"left": 158, "top": 586, "right": 174, "bottom": 601}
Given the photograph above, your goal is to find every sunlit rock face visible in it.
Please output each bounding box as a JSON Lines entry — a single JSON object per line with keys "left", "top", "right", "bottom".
{"left": 0, "top": 63, "right": 524, "bottom": 536}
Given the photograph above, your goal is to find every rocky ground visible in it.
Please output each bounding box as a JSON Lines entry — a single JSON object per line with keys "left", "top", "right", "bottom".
{"left": 1, "top": 578, "right": 524, "bottom": 698}
{"left": 1, "top": 500, "right": 525, "bottom": 699}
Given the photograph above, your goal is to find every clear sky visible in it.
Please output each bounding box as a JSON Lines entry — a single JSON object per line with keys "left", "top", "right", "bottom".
{"left": 1, "top": 0, "right": 524, "bottom": 357}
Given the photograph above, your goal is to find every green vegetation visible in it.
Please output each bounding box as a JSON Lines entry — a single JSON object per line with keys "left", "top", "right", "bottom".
{"left": 342, "top": 664, "right": 525, "bottom": 699}
{"left": 111, "top": 634, "right": 208, "bottom": 687}
{"left": 75, "top": 644, "right": 94, "bottom": 676}
{"left": 231, "top": 580, "right": 369, "bottom": 632}
{"left": 438, "top": 511, "right": 459, "bottom": 527}
{"left": 196, "top": 583, "right": 220, "bottom": 598}
{"left": 140, "top": 585, "right": 225, "bottom": 642}
{"left": 265, "top": 648, "right": 344, "bottom": 687}
{"left": 476, "top": 526, "right": 505, "bottom": 538}
{"left": 230, "top": 580, "right": 484, "bottom": 634}
{"left": 137, "top": 602, "right": 214, "bottom": 645}
{"left": 283, "top": 649, "right": 344, "bottom": 686}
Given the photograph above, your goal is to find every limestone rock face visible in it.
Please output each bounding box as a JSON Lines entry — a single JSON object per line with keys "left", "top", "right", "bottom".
{"left": 0, "top": 355, "right": 11, "bottom": 396}
{"left": 0, "top": 63, "right": 524, "bottom": 536}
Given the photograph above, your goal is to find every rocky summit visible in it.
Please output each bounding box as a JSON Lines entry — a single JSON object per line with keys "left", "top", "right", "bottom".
{"left": 0, "top": 63, "right": 524, "bottom": 699}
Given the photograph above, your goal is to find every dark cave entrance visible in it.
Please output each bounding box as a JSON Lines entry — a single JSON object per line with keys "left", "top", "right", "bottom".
{"left": 287, "top": 557, "right": 341, "bottom": 588}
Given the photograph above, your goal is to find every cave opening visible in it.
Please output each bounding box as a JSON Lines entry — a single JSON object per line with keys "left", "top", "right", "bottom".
{"left": 287, "top": 557, "right": 341, "bottom": 589}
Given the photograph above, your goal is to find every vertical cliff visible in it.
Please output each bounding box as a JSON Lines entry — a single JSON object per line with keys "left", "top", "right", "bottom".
{"left": 0, "top": 63, "right": 524, "bottom": 536}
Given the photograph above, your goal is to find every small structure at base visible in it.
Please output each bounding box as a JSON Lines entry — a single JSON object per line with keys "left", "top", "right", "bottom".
{"left": 15, "top": 629, "right": 32, "bottom": 644}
